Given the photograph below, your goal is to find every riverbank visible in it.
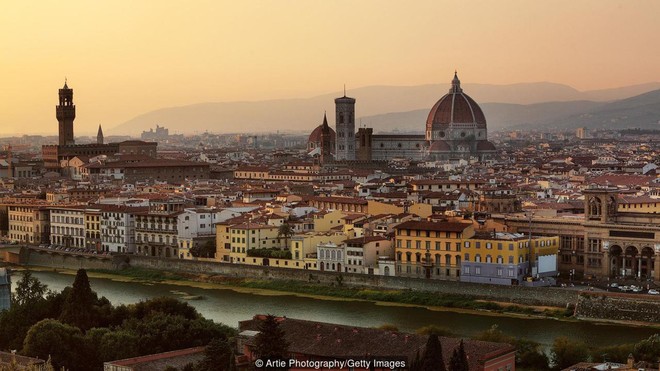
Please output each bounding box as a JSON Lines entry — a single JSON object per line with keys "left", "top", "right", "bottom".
{"left": 16, "top": 265, "right": 573, "bottom": 321}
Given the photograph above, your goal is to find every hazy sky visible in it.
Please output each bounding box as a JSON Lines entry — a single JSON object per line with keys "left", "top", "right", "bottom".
{"left": 1, "top": 1, "right": 659, "bottom": 136}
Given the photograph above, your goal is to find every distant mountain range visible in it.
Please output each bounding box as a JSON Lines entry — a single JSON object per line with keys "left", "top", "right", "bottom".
{"left": 110, "top": 81, "right": 660, "bottom": 135}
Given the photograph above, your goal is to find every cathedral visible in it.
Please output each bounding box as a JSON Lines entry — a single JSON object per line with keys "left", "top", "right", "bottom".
{"left": 308, "top": 73, "right": 496, "bottom": 163}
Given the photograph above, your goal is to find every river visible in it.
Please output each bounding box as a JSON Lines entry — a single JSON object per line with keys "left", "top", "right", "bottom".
{"left": 9, "top": 270, "right": 659, "bottom": 349}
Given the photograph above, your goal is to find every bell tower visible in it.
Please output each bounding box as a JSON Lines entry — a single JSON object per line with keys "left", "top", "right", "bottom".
{"left": 584, "top": 187, "right": 618, "bottom": 223}
{"left": 335, "top": 88, "right": 356, "bottom": 161}
{"left": 56, "top": 80, "right": 76, "bottom": 146}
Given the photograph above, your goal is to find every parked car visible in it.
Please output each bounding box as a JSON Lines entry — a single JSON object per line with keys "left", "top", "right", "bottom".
{"left": 648, "top": 289, "right": 659, "bottom": 295}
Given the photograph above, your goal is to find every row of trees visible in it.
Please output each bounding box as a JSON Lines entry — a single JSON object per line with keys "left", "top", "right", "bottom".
{"left": 0, "top": 269, "right": 236, "bottom": 371}
{"left": 474, "top": 324, "right": 660, "bottom": 370}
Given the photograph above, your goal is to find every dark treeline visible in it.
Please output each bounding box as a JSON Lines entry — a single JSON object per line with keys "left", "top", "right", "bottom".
{"left": 0, "top": 269, "right": 236, "bottom": 371}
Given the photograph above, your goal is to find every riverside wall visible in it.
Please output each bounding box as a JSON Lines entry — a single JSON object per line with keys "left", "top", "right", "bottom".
{"left": 575, "top": 291, "right": 660, "bottom": 324}
{"left": 22, "top": 248, "right": 577, "bottom": 308}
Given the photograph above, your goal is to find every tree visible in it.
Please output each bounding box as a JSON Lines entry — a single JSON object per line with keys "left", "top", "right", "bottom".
{"left": 448, "top": 340, "right": 469, "bottom": 371}
{"left": 633, "top": 334, "right": 660, "bottom": 363}
{"left": 59, "top": 269, "right": 97, "bottom": 331}
{"left": 12, "top": 270, "right": 47, "bottom": 307}
{"left": 516, "top": 338, "right": 549, "bottom": 370}
{"left": 253, "top": 315, "right": 289, "bottom": 367}
{"left": 550, "top": 336, "right": 589, "bottom": 370}
{"left": 191, "top": 240, "right": 216, "bottom": 258}
{"left": 415, "top": 325, "right": 454, "bottom": 337}
{"left": 22, "top": 319, "right": 87, "bottom": 371}
{"left": 419, "top": 334, "right": 446, "bottom": 371}
{"left": 196, "top": 337, "right": 235, "bottom": 371}
{"left": 474, "top": 325, "right": 514, "bottom": 344}
{"left": 277, "top": 223, "right": 294, "bottom": 249}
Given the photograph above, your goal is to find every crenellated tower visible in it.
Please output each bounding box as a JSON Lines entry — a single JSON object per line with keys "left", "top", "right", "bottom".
{"left": 56, "top": 80, "right": 76, "bottom": 146}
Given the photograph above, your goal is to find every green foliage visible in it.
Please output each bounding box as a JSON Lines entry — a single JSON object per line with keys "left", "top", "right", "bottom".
{"left": 418, "top": 334, "right": 446, "bottom": 371}
{"left": 253, "top": 315, "right": 289, "bottom": 362}
{"left": 633, "top": 334, "right": 660, "bottom": 363}
{"left": 415, "top": 325, "right": 454, "bottom": 337}
{"left": 589, "top": 343, "right": 634, "bottom": 364}
{"left": 0, "top": 284, "right": 64, "bottom": 351}
{"left": 191, "top": 240, "right": 216, "bottom": 258}
{"left": 12, "top": 270, "right": 47, "bottom": 307}
{"left": 130, "top": 296, "right": 201, "bottom": 321}
{"left": 550, "top": 336, "right": 589, "bottom": 370}
{"left": 516, "top": 338, "right": 549, "bottom": 370}
{"left": 21, "top": 319, "right": 89, "bottom": 371}
{"left": 448, "top": 340, "right": 469, "bottom": 371}
{"left": 277, "top": 223, "right": 294, "bottom": 241}
{"left": 246, "top": 248, "right": 292, "bottom": 259}
{"left": 236, "top": 280, "right": 568, "bottom": 318}
{"left": 474, "top": 325, "right": 515, "bottom": 344}
{"left": 59, "top": 269, "right": 97, "bottom": 331}
{"left": 476, "top": 325, "right": 549, "bottom": 370}
{"left": 196, "top": 337, "right": 235, "bottom": 371}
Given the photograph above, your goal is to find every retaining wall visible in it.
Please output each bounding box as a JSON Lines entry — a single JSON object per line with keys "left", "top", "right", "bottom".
{"left": 23, "top": 248, "right": 577, "bottom": 307}
{"left": 575, "top": 292, "right": 660, "bottom": 323}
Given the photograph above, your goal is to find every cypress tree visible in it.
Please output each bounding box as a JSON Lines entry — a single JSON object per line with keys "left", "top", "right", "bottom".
{"left": 448, "top": 340, "right": 469, "bottom": 371}
{"left": 59, "top": 269, "right": 97, "bottom": 331}
{"left": 253, "top": 315, "right": 289, "bottom": 370}
{"left": 419, "top": 334, "right": 446, "bottom": 371}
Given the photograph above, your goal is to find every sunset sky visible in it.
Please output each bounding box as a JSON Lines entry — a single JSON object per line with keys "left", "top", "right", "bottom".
{"left": 1, "top": 1, "right": 659, "bottom": 136}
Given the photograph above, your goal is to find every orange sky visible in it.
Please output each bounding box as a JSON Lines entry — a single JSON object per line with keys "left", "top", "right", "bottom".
{"left": 1, "top": 1, "right": 659, "bottom": 136}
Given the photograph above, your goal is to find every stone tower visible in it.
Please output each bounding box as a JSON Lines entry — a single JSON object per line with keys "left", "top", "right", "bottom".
{"left": 356, "top": 127, "right": 373, "bottom": 162}
{"left": 97, "top": 124, "right": 104, "bottom": 145}
{"left": 56, "top": 80, "right": 76, "bottom": 146}
{"left": 320, "top": 113, "right": 333, "bottom": 165}
{"left": 584, "top": 187, "right": 618, "bottom": 223}
{"left": 334, "top": 91, "right": 356, "bottom": 161}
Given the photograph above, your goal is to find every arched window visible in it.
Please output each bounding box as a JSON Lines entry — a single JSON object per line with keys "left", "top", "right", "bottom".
{"left": 486, "top": 255, "right": 492, "bottom": 263}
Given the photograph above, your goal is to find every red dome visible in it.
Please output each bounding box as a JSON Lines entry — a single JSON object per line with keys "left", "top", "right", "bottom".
{"left": 308, "top": 124, "right": 335, "bottom": 143}
{"left": 426, "top": 73, "right": 486, "bottom": 133}
{"left": 429, "top": 140, "right": 451, "bottom": 152}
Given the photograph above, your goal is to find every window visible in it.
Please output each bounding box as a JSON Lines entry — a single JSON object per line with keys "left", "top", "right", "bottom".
{"left": 486, "top": 242, "right": 492, "bottom": 249}
{"left": 475, "top": 266, "right": 481, "bottom": 275}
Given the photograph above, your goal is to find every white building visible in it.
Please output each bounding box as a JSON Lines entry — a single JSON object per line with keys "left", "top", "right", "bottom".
{"left": 177, "top": 207, "right": 220, "bottom": 259}
{"left": 100, "top": 205, "right": 141, "bottom": 253}
{"left": 317, "top": 242, "right": 345, "bottom": 272}
{"left": 50, "top": 206, "right": 86, "bottom": 248}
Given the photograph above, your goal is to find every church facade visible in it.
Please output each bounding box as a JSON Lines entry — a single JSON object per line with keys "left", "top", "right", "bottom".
{"left": 308, "top": 73, "right": 497, "bottom": 163}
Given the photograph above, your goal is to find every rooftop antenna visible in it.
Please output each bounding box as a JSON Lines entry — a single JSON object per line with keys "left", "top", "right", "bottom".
{"left": 343, "top": 84, "right": 346, "bottom": 97}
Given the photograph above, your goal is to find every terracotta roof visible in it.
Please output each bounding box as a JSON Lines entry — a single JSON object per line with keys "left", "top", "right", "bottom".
{"left": 239, "top": 316, "right": 514, "bottom": 371}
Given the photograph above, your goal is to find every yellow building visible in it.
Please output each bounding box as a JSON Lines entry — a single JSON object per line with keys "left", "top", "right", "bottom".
{"left": 394, "top": 220, "right": 474, "bottom": 280}
{"left": 313, "top": 210, "right": 347, "bottom": 232}
{"left": 461, "top": 233, "right": 559, "bottom": 285}
{"left": 84, "top": 207, "right": 101, "bottom": 250}
{"left": 227, "top": 222, "right": 284, "bottom": 264}
{"left": 394, "top": 219, "right": 560, "bottom": 285}
{"left": 290, "top": 231, "right": 347, "bottom": 270}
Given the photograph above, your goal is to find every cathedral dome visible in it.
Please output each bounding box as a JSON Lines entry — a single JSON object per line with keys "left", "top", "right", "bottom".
{"left": 307, "top": 114, "right": 336, "bottom": 152}
{"left": 425, "top": 72, "right": 486, "bottom": 135}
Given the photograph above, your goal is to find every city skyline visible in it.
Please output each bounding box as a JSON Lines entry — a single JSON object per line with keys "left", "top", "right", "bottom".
{"left": 2, "top": 1, "right": 660, "bottom": 136}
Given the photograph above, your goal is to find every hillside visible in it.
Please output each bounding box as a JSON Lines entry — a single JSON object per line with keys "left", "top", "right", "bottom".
{"left": 109, "top": 82, "right": 660, "bottom": 135}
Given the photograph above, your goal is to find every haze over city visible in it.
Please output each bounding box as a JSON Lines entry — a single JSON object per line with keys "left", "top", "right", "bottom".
{"left": 2, "top": 1, "right": 660, "bottom": 136}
